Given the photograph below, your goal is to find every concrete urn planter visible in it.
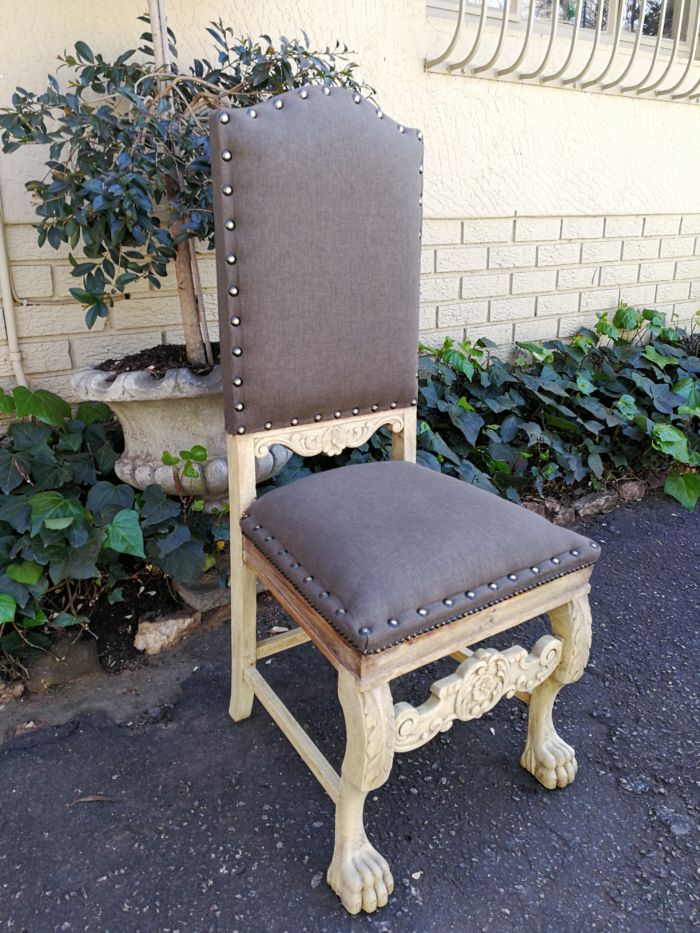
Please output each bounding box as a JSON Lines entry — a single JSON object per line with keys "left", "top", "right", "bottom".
{"left": 72, "top": 365, "right": 291, "bottom": 502}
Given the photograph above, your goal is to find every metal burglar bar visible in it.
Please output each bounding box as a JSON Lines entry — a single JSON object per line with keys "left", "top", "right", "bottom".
{"left": 426, "top": 0, "right": 700, "bottom": 101}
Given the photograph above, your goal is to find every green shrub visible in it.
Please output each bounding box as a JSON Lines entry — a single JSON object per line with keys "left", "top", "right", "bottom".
{"left": 0, "top": 387, "right": 227, "bottom": 664}
{"left": 0, "top": 19, "right": 364, "bottom": 366}
{"left": 280, "top": 306, "right": 699, "bottom": 510}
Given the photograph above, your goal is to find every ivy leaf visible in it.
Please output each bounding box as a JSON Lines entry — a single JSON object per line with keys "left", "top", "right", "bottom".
{"left": 0, "top": 494, "right": 31, "bottom": 532}
{"left": 19, "top": 604, "right": 48, "bottom": 628}
{"left": 576, "top": 373, "right": 596, "bottom": 395}
{"left": 141, "top": 484, "right": 180, "bottom": 526}
{"left": 86, "top": 481, "right": 135, "bottom": 524}
{"left": 104, "top": 509, "right": 145, "bottom": 557}
{"left": 188, "top": 445, "right": 208, "bottom": 462}
{"left": 0, "top": 388, "right": 16, "bottom": 415}
{"left": 49, "top": 611, "right": 88, "bottom": 628}
{"left": 30, "top": 491, "right": 83, "bottom": 534}
{"left": 0, "top": 449, "right": 32, "bottom": 493}
{"left": 153, "top": 522, "right": 191, "bottom": 558}
{"left": 449, "top": 408, "right": 484, "bottom": 446}
{"left": 0, "top": 593, "right": 16, "bottom": 624}
{"left": 612, "top": 305, "right": 641, "bottom": 331}
{"left": 8, "top": 422, "right": 52, "bottom": 450}
{"left": 615, "top": 394, "right": 638, "bottom": 420}
{"left": 47, "top": 527, "right": 104, "bottom": 583}
{"left": 76, "top": 401, "right": 112, "bottom": 425}
{"left": 664, "top": 473, "right": 700, "bottom": 512}
{"left": 7, "top": 560, "right": 43, "bottom": 585}
{"left": 150, "top": 539, "right": 204, "bottom": 584}
{"left": 650, "top": 383, "right": 684, "bottom": 415}
{"left": 643, "top": 346, "right": 677, "bottom": 370}
{"left": 587, "top": 452, "right": 604, "bottom": 479}
{"left": 651, "top": 423, "right": 690, "bottom": 464}
{"left": 29, "top": 390, "right": 70, "bottom": 427}
{"left": 107, "top": 587, "right": 124, "bottom": 605}
{"left": 11, "top": 385, "right": 34, "bottom": 418}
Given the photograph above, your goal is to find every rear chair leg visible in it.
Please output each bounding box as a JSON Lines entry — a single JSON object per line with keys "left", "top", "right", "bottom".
{"left": 327, "top": 670, "right": 395, "bottom": 914}
{"left": 521, "top": 594, "right": 592, "bottom": 789}
{"left": 228, "top": 563, "right": 257, "bottom": 721}
{"left": 227, "top": 434, "right": 257, "bottom": 722}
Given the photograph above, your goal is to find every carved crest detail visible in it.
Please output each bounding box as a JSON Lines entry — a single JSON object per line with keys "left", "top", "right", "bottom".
{"left": 253, "top": 413, "right": 405, "bottom": 459}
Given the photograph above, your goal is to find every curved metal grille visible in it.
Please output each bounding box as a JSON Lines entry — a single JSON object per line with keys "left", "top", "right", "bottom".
{"left": 427, "top": 0, "right": 700, "bottom": 101}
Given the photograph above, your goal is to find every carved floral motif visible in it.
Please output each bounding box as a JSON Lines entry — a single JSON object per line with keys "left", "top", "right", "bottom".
{"left": 393, "top": 635, "right": 562, "bottom": 753}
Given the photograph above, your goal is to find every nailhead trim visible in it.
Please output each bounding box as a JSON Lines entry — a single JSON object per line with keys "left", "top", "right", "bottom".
{"left": 218, "top": 89, "right": 424, "bottom": 438}
{"left": 242, "top": 525, "right": 597, "bottom": 654}
{"left": 241, "top": 515, "right": 600, "bottom": 655}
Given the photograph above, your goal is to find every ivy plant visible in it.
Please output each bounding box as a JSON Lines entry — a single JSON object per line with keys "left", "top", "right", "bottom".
{"left": 0, "top": 19, "right": 366, "bottom": 367}
{"left": 0, "top": 387, "right": 227, "bottom": 667}
{"left": 278, "top": 306, "right": 699, "bottom": 511}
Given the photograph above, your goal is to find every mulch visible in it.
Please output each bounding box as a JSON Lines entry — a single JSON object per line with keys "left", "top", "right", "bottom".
{"left": 96, "top": 343, "right": 221, "bottom": 378}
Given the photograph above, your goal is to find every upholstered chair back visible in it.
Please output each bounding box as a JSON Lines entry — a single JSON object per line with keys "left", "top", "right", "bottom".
{"left": 210, "top": 87, "right": 423, "bottom": 436}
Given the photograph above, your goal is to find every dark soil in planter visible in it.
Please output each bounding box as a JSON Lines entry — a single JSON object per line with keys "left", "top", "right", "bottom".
{"left": 88, "top": 571, "right": 182, "bottom": 672}
{"left": 97, "top": 343, "right": 221, "bottom": 378}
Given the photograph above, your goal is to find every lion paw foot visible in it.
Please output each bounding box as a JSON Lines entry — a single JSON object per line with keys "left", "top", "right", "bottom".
{"left": 327, "top": 840, "right": 394, "bottom": 914}
{"left": 521, "top": 732, "right": 578, "bottom": 789}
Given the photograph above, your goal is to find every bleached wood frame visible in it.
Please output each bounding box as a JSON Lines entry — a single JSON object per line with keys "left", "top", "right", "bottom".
{"left": 227, "top": 406, "right": 594, "bottom": 914}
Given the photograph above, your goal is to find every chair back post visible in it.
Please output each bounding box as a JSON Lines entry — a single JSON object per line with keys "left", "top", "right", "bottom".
{"left": 391, "top": 407, "right": 417, "bottom": 463}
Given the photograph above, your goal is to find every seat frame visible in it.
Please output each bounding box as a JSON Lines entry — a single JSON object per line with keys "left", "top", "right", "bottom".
{"left": 227, "top": 405, "right": 593, "bottom": 915}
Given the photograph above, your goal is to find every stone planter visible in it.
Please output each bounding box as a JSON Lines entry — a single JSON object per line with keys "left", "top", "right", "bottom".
{"left": 72, "top": 365, "right": 291, "bottom": 503}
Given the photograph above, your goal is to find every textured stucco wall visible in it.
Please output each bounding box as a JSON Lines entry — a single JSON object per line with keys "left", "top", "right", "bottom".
{"left": 0, "top": 0, "right": 698, "bottom": 395}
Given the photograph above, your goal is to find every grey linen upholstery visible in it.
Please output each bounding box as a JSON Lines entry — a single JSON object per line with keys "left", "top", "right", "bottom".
{"left": 210, "top": 87, "right": 422, "bottom": 436}
{"left": 242, "top": 461, "right": 601, "bottom": 653}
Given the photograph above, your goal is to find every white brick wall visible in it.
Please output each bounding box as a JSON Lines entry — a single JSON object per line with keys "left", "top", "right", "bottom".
{"left": 417, "top": 212, "right": 699, "bottom": 350}
{"left": 0, "top": 212, "right": 698, "bottom": 398}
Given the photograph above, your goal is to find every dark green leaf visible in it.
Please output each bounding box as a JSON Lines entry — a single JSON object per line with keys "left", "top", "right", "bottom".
{"left": 0, "top": 593, "right": 16, "bottom": 624}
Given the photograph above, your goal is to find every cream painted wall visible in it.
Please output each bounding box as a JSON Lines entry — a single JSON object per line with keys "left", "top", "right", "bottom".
{"left": 0, "top": 1, "right": 698, "bottom": 395}
{"left": 2, "top": 0, "right": 700, "bottom": 222}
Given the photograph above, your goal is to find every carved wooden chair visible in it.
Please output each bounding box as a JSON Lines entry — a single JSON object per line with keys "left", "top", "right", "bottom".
{"left": 211, "top": 87, "right": 600, "bottom": 915}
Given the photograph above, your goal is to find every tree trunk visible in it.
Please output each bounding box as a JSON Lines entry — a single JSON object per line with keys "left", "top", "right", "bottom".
{"left": 174, "top": 239, "right": 207, "bottom": 367}
{"left": 149, "top": 0, "right": 208, "bottom": 369}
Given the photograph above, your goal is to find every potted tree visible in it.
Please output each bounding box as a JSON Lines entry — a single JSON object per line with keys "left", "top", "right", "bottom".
{"left": 0, "top": 18, "right": 366, "bottom": 501}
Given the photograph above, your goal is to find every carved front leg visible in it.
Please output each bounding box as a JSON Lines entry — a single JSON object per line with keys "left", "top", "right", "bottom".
{"left": 521, "top": 594, "right": 592, "bottom": 789}
{"left": 327, "top": 669, "right": 395, "bottom": 915}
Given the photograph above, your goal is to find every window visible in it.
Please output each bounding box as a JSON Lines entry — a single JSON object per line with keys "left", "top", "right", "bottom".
{"left": 426, "top": 0, "right": 700, "bottom": 99}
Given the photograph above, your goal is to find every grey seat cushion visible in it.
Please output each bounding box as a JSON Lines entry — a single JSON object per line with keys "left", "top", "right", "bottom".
{"left": 242, "top": 461, "right": 601, "bottom": 654}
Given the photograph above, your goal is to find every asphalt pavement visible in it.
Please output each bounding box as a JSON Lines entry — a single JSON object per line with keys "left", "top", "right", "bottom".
{"left": 1, "top": 493, "right": 698, "bottom": 932}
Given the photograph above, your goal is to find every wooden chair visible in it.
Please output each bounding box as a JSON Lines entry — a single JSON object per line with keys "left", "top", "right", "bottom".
{"left": 211, "top": 87, "right": 600, "bottom": 915}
